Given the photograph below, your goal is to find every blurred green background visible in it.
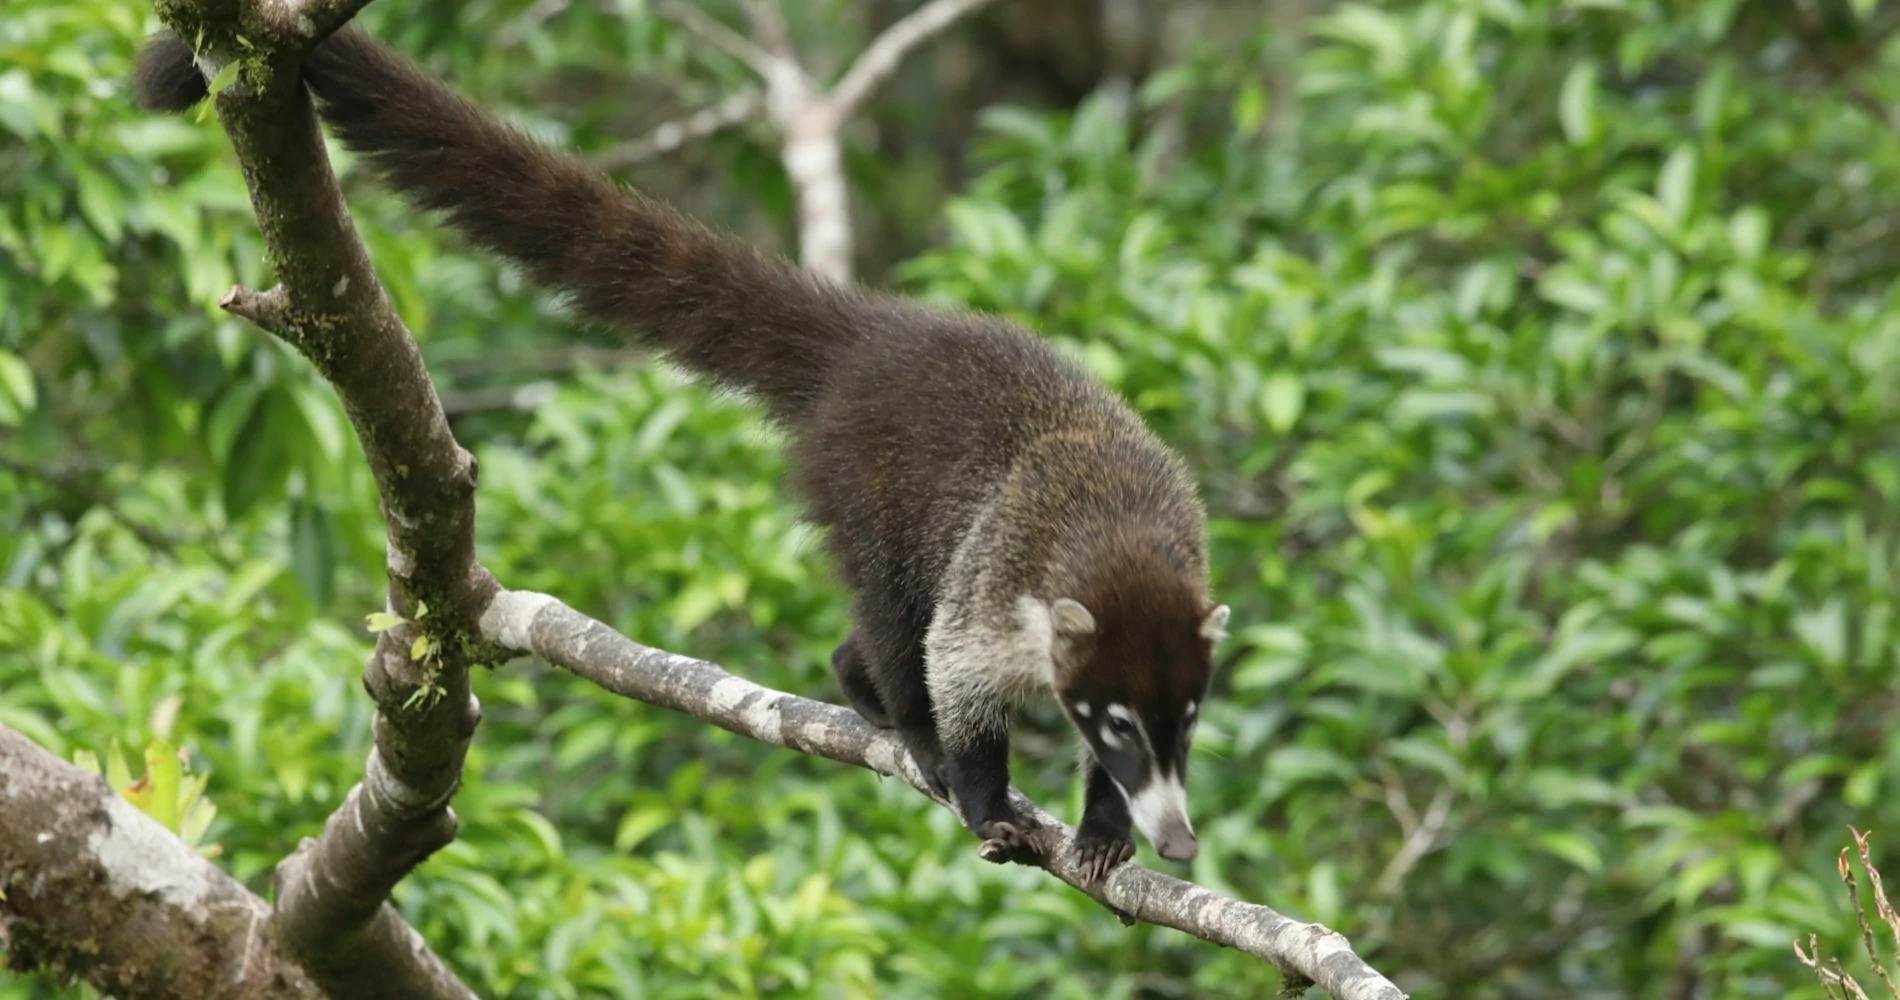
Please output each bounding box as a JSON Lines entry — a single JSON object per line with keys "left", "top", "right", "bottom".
{"left": 6, "top": 0, "right": 1900, "bottom": 997}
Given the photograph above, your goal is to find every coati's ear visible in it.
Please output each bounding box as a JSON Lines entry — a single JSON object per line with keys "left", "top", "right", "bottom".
{"left": 1051, "top": 598, "right": 1096, "bottom": 637}
{"left": 1200, "top": 604, "right": 1230, "bottom": 644}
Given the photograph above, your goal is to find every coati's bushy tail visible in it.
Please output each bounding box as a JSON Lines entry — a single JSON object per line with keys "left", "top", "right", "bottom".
{"left": 134, "top": 28, "right": 864, "bottom": 424}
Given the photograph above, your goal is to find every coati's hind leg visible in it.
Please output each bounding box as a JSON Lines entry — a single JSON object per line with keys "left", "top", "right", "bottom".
{"left": 877, "top": 639, "right": 955, "bottom": 803}
{"left": 924, "top": 615, "right": 1035, "bottom": 858}
{"left": 848, "top": 593, "right": 953, "bottom": 802}
{"left": 943, "top": 721, "right": 1034, "bottom": 859}
{"left": 830, "top": 631, "right": 893, "bottom": 729}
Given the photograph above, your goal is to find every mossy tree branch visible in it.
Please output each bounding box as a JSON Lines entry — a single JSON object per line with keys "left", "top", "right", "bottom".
{"left": 0, "top": 724, "right": 321, "bottom": 1000}
{"left": 146, "top": 3, "right": 488, "bottom": 998}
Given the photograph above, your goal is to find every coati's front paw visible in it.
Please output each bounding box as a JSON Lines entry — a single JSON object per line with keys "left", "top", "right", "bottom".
{"left": 1072, "top": 825, "right": 1135, "bottom": 884}
{"left": 974, "top": 816, "right": 1039, "bottom": 865}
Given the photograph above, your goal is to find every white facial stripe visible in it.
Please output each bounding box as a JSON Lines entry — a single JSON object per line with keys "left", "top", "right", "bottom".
{"left": 1102, "top": 702, "right": 1153, "bottom": 755}
{"left": 1073, "top": 701, "right": 1091, "bottom": 718}
{"left": 1184, "top": 700, "right": 1197, "bottom": 719}
{"left": 1127, "top": 772, "right": 1193, "bottom": 843}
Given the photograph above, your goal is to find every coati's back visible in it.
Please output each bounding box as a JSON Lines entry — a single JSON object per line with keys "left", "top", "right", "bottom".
{"left": 132, "top": 26, "right": 1204, "bottom": 612}
{"left": 795, "top": 308, "right": 1204, "bottom": 607}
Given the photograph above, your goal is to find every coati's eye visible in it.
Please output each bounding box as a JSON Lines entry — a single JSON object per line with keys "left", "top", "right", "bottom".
{"left": 1108, "top": 716, "right": 1136, "bottom": 738}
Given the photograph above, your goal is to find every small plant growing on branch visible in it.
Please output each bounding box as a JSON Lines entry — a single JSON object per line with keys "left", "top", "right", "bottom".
{"left": 1796, "top": 827, "right": 1900, "bottom": 999}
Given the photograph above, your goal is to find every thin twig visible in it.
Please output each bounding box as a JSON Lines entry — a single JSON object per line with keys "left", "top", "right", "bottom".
{"left": 828, "top": 0, "right": 1000, "bottom": 117}
{"left": 741, "top": 0, "right": 793, "bottom": 59}
{"left": 653, "top": 0, "right": 781, "bottom": 76}
{"left": 589, "top": 88, "right": 763, "bottom": 170}
{"left": 1852, "top": 827, "right": 1900, "bottom": 999}
{"left": 1796, "top": 935, "right": 1849, "bottom": 1000}
{"left": 1376, "top": 783, "right": 1452, "bottom": 896}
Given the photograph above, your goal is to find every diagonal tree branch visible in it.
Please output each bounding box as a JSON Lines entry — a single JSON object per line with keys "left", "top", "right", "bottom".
{"left": 146, "top": 4, "right": 493, "bottom": 999}
{"left": 0, "top": 724, "right": 323, "bottom": 1000}
{"left": 479, "top": 590, "right": 1409, "bottom": 1000}
{"left": 653, "top": 0, "right": 782, "bottom": 77}
{"left": 827, "top": 0, "right": 1001, "bottom": 118}
{"left": 588, "top": 88, "right": 764, "bottom": 171}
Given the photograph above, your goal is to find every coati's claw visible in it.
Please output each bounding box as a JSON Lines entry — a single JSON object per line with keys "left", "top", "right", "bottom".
{"left": 975, "top": 819, "right": 1039, "bottom": 864}
{"left": 1073, "top": 827, "right": 1136, "bottom": 884}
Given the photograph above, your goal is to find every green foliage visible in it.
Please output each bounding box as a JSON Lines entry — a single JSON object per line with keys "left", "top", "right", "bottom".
{"left": 8, "top": 0, "right": 1900, "bottom": 997}
{"left": 75, "top": 734, "right": 222, "bottom": 856}
{"left": 900, "top": 1, "right": 1900, "bottom": 994}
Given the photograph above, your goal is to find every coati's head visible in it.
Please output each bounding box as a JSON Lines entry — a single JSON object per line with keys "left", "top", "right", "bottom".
{"left": 1047, "top": 591, "right": 1229, "bottom": 862}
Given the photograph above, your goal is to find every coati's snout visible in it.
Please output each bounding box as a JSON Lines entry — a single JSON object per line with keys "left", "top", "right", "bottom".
{"left": 1128, "top": 765, "right": 1198, "bottom": 860}
{"left": 1053, "top": 599, "right": 1229, "bottom": 865}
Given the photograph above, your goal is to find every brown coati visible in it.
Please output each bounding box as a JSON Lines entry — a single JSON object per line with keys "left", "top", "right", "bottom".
{"left": 134, "top": 26, "right": 1229, "bottom": 882}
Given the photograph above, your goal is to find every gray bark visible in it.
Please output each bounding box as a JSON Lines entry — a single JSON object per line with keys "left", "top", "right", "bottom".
{"left": 480, "top": 590, "right": 1409, "bottom": 1000}
{"left": 0, "top": 725, "right": 321, "bottom": 1000}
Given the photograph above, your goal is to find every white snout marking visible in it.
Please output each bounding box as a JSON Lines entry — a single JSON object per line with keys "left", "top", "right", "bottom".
{"left": 1128, "top": 772, "right": 1193, "bottom": 845}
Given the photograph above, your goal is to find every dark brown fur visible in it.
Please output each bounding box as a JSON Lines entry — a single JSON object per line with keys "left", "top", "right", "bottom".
{"left": 134, "top": 27, "right": 1219, "bottom": 877}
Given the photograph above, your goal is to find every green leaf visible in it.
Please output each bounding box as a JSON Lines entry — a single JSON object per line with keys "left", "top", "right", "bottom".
{"left": 290, "top": 382, "right": 346, "bottom": 462}
{"left": 219, "top": 399, "right": 278, "bottom": 520}
{"left": 205, "top": 60, "right": 241, "bottom": 97}
{"left": 1260, "top": 373, "right": 1305, "bottom": 433}
{"left": 143, "top": 739, "right": 182, "bottom": 832}
{"left": 1657, "top": 146, "right": 1697, "bottom": 225}
{"left": 1793, "top": 598, "right": 1847, "bottom": 670}
{"left": 206, "top": 381, "right": 265, "bottom": 465}
{"left": 1536, "top": 830, "right": 1603, "bottom": 876}
{"left": 1232, "top": 81, "right": 1268, "bottom": 136}
{"left": 104, "top": 741, "right": 133, "bottom": 794}
{"left": 1538, "top": 274, "right": 1609, "bottom": 315}
{"left": 1728, "top": 206, "right": 1768, "bottom": 261}
{"left": 1558, "top": 60, "right": 1598, "bottom": 146}
{"left": 615, "top": 806, "right": 674, "bottom": 852}
{"left": 1675, "top": 855, "right": 1729, "bottom": 908}
{"left": 0, "top": 350, "right": 35, "bottom": 425}
{"left": 1307, "top": 859, "right": 1342, "bottom": 923}
{"left": 365, "top": 612, "right": 407, "bottom": 633}
{"left": 289, "top": 498, "right": 336, "bottom": 607}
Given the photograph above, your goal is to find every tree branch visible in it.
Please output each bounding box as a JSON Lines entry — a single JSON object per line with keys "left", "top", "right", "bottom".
{"left": 150, "top": 3, "right": 493, "bottom": 998}
{"left": 633, "top": 0, "right": 999, "bottom": 282}
{"left": 827, "top": 0, "right": 1000, "bottom": 118}
{"left": 0, "top": 724, "right": 323, "bottom": 1000}
{"left": 588, "top": 88, "right": 764, "bottom": 171}
{"left": 478, "top": 590, "right": 1409, "bottom": 1000}
{"left": 652, "top": 0, "right": 782, "bottom": 77}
